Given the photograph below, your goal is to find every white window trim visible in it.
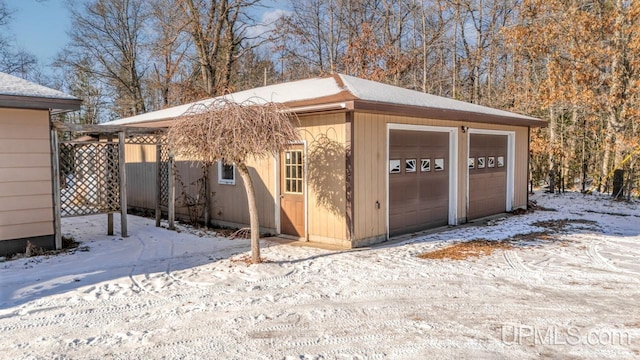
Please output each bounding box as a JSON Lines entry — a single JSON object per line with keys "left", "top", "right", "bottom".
{"left": 218, "top": 160, "right": 235, "bottom": 185}
{"left": 466, "top": 128, "right": 516, "bottom": 213}
{"left": 386, "top": 123, "right": 459, "bottom": 240}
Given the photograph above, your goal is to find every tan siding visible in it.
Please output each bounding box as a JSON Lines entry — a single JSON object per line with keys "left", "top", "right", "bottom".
{"left": 0, "top": 195, "right": 52, "bottom": 212}
{"left": 0, "top": 153, "right": 51, "bottom": 168}
{"left": 0, "top": 108, "right": 54, "bottom": 241}
{"left": 298, "top": 112, "right": 347, "bottom": 243}
{"left": 353, "top": 112, "right": 530, "bottom": 242}
{"left": 0, "top": 167, "right": 53, "bottom": 182}
{"left": 0, "top": 208, "right": 53, "bottom": 226}
{"left": 0, "top": 139, "right": 50, "bottom": 153}
{"left": 0, "top": 222, "right": 53, "bottom": 241}
{"left": 125, "top": 144, "right": 158, "bottom": 210}
{"left": 123, "top": 143, "right": 277, "bottom": 230}
{"left": 0, "top": 181, "right": 51, "bottom": 197}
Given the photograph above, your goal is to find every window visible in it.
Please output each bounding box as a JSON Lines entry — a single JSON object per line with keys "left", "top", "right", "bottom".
{"left": 421, "top": 159, "right": 431, "bottom": 172}
{"left": 477, "top": 157, "right": 485, "bottom": 169}
{"left": 468, "top": 157, "right": 475, "bottom": 169}
{"left": 389, "top": 159, "right": 401, "bottom": 174}
{"left": 285, "top": 150, "right": 303, "bottom": 194}
{"left": 488, "top": 156, "right": 495, "bottom": 168}
{"left": 434, "top": 158, "right": 445, "bottom": 171}
{"left": 405, "top": 159, "right": 416, "bottom": 173}
{"left": 497, "top": 156, "right": 505, "bottom": 168}
{"left": 218, "top": 160, "right": 235, "bottom": 185}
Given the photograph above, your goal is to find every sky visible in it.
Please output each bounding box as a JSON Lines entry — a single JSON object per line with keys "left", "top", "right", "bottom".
{"left": 9, "top": 0, "right": 70, "bottom": 67}
{"left": 7, "top": 0, "right": 289, "bottom": 70}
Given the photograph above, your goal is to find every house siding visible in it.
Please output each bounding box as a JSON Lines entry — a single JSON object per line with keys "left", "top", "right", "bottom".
{"left": 352, "top": 112, "right": 529, "bottom": 245}
{"left": 0, "top": 109, "right": 54, "bottom": 248}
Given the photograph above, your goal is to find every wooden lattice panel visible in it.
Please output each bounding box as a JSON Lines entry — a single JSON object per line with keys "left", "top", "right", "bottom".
{"left": 125, "top": 134, "right": 166, "bottom": 145}
{"left": 159, "top": 145, "right": 170, "bottom": 207}
{"left": 59, "top": 142, "right": 121, "bottom": 217}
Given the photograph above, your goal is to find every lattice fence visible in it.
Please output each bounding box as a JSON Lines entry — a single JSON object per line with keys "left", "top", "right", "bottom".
{"left": 159, "top": 145, "right": 170, "bottom": 208}
{"left": 59, "top": 142, "right": 120, "bottom": 217}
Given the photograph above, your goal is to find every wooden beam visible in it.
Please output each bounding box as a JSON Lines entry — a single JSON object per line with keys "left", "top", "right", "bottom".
{"left": 107, "top": 135, "right": 114, "bottom": 235}
{"left": 118, "top": 131, "right": 128, "bottom": 237}
{"left": 168, "top": 153, "right": 175, "bottom": 230}
{"left": 155, "top": 144, "right": 162, "bottom": 227}
{"left": 51, "top": 121, "right": 166, "bottom": 136}
{"left": 50, "top": 127, "right": 62, "bottom": 250}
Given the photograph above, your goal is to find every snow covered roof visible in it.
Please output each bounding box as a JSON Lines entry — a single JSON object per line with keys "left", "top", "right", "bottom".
{"left": 0, "top": 72, "right": 81, "bottom": 113}
{"left": 108, "top": 74, "right": 544, "bottom": 127}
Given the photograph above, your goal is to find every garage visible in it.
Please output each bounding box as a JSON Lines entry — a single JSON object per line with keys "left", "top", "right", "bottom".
{"left": 468, "top": 133, "right": 509, "bottom": 220}
{"left": 388, "top": 129, "right": 451, "bottom": 236}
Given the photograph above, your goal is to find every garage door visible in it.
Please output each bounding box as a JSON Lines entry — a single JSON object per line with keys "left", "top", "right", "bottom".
{"left": 389, "top": 130, "right": 449, "bottom": 236}
{"left": 468, "top": 133, "right": 508, "bottom": 220}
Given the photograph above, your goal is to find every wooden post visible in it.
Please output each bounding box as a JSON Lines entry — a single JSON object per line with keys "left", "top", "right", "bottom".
{"left": 168, "top": 153, "right": 175, "bottom": 230}
{"left": 50, "top": 128, "right": 62, "bottom": 250}
{"left": 203, "top": 163, "right": 210, "bottom": 228}
{"left": 107, "top": 135, "right": 114, "bottom": 235}
{"left": 118, "top": 131, "right": 128, "bottom": 237}
{"left": 155, "top": 144, "right": 162, "bottom": 227}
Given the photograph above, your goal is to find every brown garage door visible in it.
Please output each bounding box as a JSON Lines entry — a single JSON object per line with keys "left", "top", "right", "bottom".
{"left": 468, "top": 133, "right": 508, "bottom": 220}
{"left": 389, "top": 130, "right": 449, "bottom": 236}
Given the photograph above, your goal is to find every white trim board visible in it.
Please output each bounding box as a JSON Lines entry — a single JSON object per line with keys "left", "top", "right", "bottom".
{"left": 466, "top": 128, "right": 516, "bottom": 214}
{"left": 386, "top": 124, "right": 459, "bottom": 240}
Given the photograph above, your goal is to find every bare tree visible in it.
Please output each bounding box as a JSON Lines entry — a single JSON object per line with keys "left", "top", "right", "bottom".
{"left": 177, "top": 0, "right": 260, "bottom": 96}
{"left": 65, "top": 0, "right": 148, "bottom": 117}
{"left": 167, "top": 98, "right": 299, "bottom": 263}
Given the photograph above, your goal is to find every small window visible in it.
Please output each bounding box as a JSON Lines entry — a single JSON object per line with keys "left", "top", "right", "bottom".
{"left": 468, "top": 157, "right": 475, "bottom": 169}
{"left": 434, "top": 158, "right": 445, "bottom": 171}
{"left": 218, "top": 160, "right": 235, "bottom": 185}
{"left": 497, "top": 156, "right": 505, "bottom": 168}
{"left": 405, "top": 159, "right": 416, "bottom": 173}
{"left": 488, "top": 156, "right": 495, "bottom": 168}
{"left": 477, "top": 157, "right": 485, "bottom": 169}
{"left": 389, "top": 159, "right": 401, "bottom": 174}
{"left": 284, "top": 150, "right": 303, "bottom": 194}
{"left": 421, "top": 159, "right": 431, "bottom": 172}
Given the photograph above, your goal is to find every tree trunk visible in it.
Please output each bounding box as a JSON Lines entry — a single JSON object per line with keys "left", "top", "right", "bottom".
{"left": 237, "top": 163, "right": 261, "bottom": 264}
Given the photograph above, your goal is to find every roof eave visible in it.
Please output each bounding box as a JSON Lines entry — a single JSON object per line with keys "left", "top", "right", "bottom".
{"left": 352, "top": 100, "right": 547, "bottom": 127}
{"left": 0, "top": 94, "right": 82, "bottom": 113}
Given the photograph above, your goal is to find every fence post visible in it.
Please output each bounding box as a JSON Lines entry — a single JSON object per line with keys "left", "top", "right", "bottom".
{"left": 155, "top": 144, "right": 162, "bottom": 227}
{"left": 50, "top": 127, "right": 62, "bottom": 250}
{"left": 107, "top": 135, "right": 114, "bottom": 235}
{"left": 168, "top": 153, "right": 176, "bottom": 230}
{"left": 118, "top": 131, "right": 128, "bottom": 237}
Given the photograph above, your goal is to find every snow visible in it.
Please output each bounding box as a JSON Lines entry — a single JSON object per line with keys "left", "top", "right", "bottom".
{"left": 1, "top": 191, "right": 639, "bottom": 359}
{"left": 0, "top": 72, "right": 78, "bottom": 100}
{"left": 339, "top": 74, "right": 539, "bottom": 121}
{"left": 107, "top": 74, "right": 541, "bottom": 126}
{"left": 106, "top": 76, "right": 348, "bottom": 125}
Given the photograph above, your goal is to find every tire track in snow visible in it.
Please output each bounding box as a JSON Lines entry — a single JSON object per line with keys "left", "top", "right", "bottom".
{"left": 503, "top": 250, "right": 533, "bottom": 273}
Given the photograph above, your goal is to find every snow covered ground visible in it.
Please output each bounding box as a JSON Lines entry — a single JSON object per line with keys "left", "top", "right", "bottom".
{"left": 1, "top": 191, "right": 639, "bottom": 359}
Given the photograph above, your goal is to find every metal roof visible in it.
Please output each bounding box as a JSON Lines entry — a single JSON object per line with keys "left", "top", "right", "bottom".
{"left": 107, "top": 74, "right": 544, "bottom": 127}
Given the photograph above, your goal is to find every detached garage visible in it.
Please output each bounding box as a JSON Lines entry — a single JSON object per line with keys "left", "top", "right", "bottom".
{"left": 111, "top": 74, "right": 545, "bottom": 248}
{"left": 0, "top": 72, "right": 81, "bottom": 256}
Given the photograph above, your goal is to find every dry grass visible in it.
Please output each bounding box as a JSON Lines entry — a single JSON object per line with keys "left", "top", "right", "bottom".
{"left": 417, "top": 239, "right": 513, "bottom": 260}
{"left": 418, "top": 219, "right": 598, "bottom": 261}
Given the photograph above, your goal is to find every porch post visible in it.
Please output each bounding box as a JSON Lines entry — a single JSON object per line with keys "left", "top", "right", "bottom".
{"left": 118, "top": 131, "right": 128, "bottom": 237}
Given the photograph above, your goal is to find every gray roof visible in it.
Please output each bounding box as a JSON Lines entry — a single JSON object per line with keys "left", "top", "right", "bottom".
{"left": 0, "top": 72, "right": 81, "bottom": 113}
